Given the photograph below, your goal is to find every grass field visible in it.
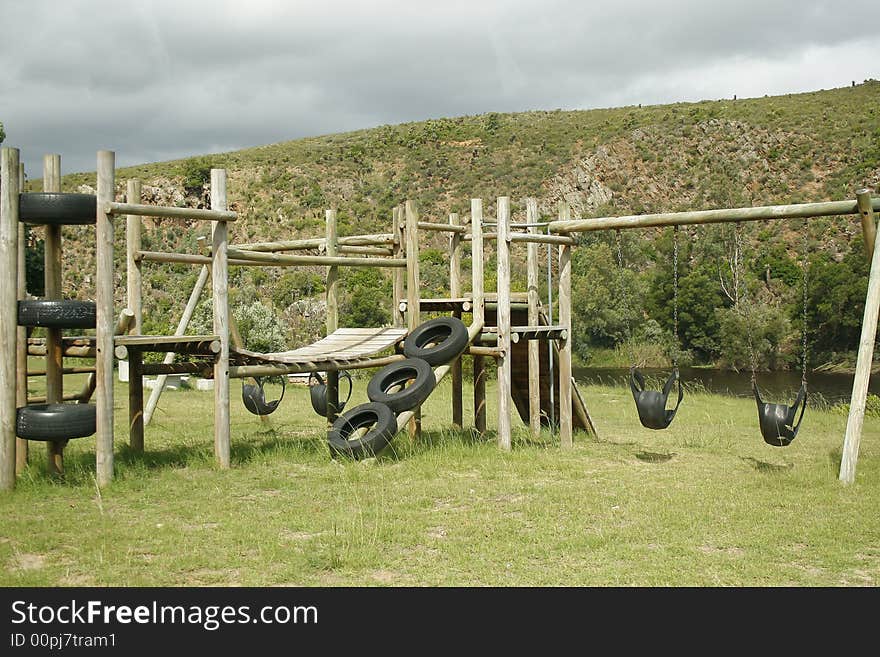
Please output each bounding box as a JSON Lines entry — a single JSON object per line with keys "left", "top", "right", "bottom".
{"left": 1, "top": 369, "right": 878, "bottom": 587}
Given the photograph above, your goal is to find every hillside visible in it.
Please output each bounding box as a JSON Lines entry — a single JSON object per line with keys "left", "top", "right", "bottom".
{"left": 22, "top": 81, "right": 880, "bottom": 366}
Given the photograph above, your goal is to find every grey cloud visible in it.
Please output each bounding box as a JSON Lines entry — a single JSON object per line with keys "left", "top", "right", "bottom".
{"left": 1, "top": 0, "right": 878, "bottom": 176}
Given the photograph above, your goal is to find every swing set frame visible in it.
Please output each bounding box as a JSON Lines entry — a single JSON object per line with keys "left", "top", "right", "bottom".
{"left": 548, "top": 190, "right": 880, "bottom": 485}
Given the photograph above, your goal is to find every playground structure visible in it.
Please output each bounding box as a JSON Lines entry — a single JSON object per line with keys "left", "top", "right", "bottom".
{"left": 0, "top": 146, "right": 878, "bottom": 490}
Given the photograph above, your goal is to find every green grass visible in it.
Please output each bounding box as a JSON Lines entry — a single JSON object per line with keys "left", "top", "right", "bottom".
{"left": 1, "top": 369, "right": 878, "bottom": 586}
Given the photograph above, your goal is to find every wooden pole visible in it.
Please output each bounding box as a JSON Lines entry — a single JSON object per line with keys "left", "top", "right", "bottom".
{"left": 558, "top": 201, "right": 573, "bottom": 449}
{"left": 41, "top": 154, "right": 66, "bottom": 474}
{"left": 392, "top": 206, "right": 405, "bottom": 328}
{"left": 126, "top": 180, "right": 143, "bottom": 334}
{"left": 405, "top": 200, "right": 422, "bottom": 440}
{"left": 496, "top": 197, "right": 512, "bottom": 451}
{"left": 450, "top": 212, "right": 463, "bottom": 429}
{"left": 840, "top": 190, "right": 880, "bottom": 484}
{"left": 471, "top": 198, "right": 486, "bottom": 438}
{"left": 143, "top": 265, "right": 210, "bottom": 425}
{"left": 211, "top": 169, "right": 230, "bottom": 469}
{"left": 549, "top": 197, "right": 880, "bottom": 234}
{"left": 0, "top": 148, "right": 20, "bottom": 490}
{"left": 857, "top": 188, "right": 876, "bottom": 263}
{"left": 325, "top": 208, "right": 340, "bottom": 425}
{"left": 15, "top": 162, "right": 28, "bottom": 475}
{"left": 526, "top": 198, "right": 542, "bottom": 438}
{"left": 95, "top": 150, "right": 116, "bottom": 486}
{"left": 128, "top": 348, "right": 143, "bottom": 451}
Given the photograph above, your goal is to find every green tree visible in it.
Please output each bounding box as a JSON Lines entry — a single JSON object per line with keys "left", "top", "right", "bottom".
{"left": 0, "top": 121, "right": 5, "bottom": 145}
{"left": 341, "top": 268, "right": 390, "bottom": 328}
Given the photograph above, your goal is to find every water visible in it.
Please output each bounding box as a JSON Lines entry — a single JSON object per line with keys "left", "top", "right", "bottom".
{"left": 572, "top": 365, "right": 878, "bottom": 405}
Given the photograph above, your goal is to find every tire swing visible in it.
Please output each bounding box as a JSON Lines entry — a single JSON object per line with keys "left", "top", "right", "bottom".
{"left": 736, "top": 221, "right": 809, "bottom": 447}
{"left": 241, "top": 376, "right": 286, "bottom": 416}
{"left": 327, "top": 402, "right": 398, "bottom": 459}
{"left": 308, "top": 370, "right": 353, "bottom": 417}
{"left": 403, "top": 316, "right": 469, "bottom": 366}
{"left": 367, "top": 357, "right": 435, "bottom": 413}
{"left": 619, "top": 228, "right": 684, "bottom": 430}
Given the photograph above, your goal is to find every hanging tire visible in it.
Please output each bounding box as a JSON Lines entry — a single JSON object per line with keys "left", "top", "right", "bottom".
{"left": 403, "top": 317, "right": 469, "bottom": 366}
{"left": 16, "top": 403, "right": 96, "bottom": 441}
{"left": 367, "top": 357, "right": 435, "bottom": 414}
{"left": 18, "top": 299, "right": 96, "bottom": 329}
{"left": 327, "top": 402, "right": 397, "bottom": 459}
{"left": 19, "top": 193, "right": 97, "bottom": 225}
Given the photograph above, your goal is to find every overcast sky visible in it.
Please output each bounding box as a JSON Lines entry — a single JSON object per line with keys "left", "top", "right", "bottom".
{"left": 2, "top": 0, "right": 878, "bottom": 177}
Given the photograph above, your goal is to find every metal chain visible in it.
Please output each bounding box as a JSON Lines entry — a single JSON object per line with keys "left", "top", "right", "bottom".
{"left": 735, "top": 222, "right": 759, "bottom": 385}
{"left": 672, "top": 225, "right": 679, "bottom": 369}
{"left": 802, "top": 219, "right": 809, "bottom": 388}
{"left": 616, "top": 230, "right": 636, "bottom": 365}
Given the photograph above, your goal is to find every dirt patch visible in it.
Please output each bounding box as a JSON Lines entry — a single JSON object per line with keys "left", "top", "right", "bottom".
{"left": 10, "top": 553, "right": 46, "bottom": 571}
{"left": 698, "top": 545, "right": 745, "bottom": 557}
{"left": 427, "top": 526, "right": 448, "bottom": 539}
{"left": 280, "top": 529, "right": 327, "bottom": 542}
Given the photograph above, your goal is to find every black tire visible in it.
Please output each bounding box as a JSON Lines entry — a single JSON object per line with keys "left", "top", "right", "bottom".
{"left": 18, "top": 299, "right": 96, "bottom": 329}
{"left": 19, "top": 193, "right": 97, "bottom": 225}
{"left": 403, "top": 317, "right": 469, "bottom": 366}
{"left": 16, "top": 403, "right": 96, "bottom": 441}
{"left": 367, "top": 357, "right": 435, "bottom": 413}
{"left": 327, "top": 402, "right": 397, "bottom": 459}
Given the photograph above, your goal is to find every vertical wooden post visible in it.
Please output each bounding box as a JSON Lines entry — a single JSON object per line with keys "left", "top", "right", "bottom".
{"left": 0, "top": 147, "right": 20, "bottom": 490}
{"left": 496, "top": 197, "right": 512, "bottom": 451}
{"left": 15, "top": 163, "right": 28, "bottom": 474}
{"left": 840, "top": 189, "right": 880, "bottom": 484}
{"left": 471, "top": 198, "right": 486, "bottom": 437}
{"left": 126, "top": 180, "right": 143, "bottom": 334}
{"left": 325, "top": 208, "right": 340, "bottom": 425}
{"left": 392, "top": 206, "right": 405, "bottom": 328}
{"left": 857, "top": 188, "right": 876, "bottom": 263}
{"left": 211, "top": 169, "right": 231, "bottom": 469}
{"left": 558, "top": 201, "right": 573, "bottom": 449}
{"left": 43, "top": 154, "right": 65, "bottom": 474}
{"left": 450, "top": 212, "right": 463, "bottom": 429}
{"left": 95, "top": 150, "right": 116, "bottom": 486}
{"left": 526, "top": 198, "right": 541, "bottom": 438}
{"left": 405, "top": 200, "right": 422, "bottom": 439}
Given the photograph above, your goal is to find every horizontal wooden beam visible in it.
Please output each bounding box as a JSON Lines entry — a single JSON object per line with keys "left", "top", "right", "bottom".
{"left": 418, "top": 221, "right": 468, "bottom": 234}
{"left": 235, "top": 233, "right": 394, "bottom": 252}
{"left": 549, "top": 197, "right": 880, "bottom": 233}
{"left": 106, "top": 202, "right": 237, "bottom": 222}
{"left": 229, "top": 353, "right": 406, "bottom": 378}
{"left": 227, "top": 248, "right": 407, "bottom": 268}
{"left": 509, "top": 232, "right": 576, "bottom": 246}
{"left": 141, "top": 362, "right": 214, "bottom": 377}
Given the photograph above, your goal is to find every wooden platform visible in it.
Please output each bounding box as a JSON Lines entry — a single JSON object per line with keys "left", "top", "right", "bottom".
{"left": 232, "top": 327, "right": 407, "bottom": 366}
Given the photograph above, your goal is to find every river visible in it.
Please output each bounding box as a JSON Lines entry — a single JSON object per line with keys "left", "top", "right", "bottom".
{"left": 572, "top": 365, "right": 879, "bottom": 405}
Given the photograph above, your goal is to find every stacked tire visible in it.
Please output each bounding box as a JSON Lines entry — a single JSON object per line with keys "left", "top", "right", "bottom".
{"left": 328, "top": 317, "right": 469, "bottom": 459}
{"left": 16, "top": 193, "right": 98, "bottom": 443}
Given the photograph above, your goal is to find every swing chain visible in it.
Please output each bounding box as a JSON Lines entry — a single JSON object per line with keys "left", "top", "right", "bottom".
{"left": 673, "top": 225, "right": 679, "bottom": 369}
{"left": 801, "top": 219, "right": 809, "bottom": 389}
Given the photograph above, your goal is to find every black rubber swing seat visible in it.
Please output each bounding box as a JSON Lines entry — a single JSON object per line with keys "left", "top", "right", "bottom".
{"left": 403, "top": 317, "right": 469, "bottom": 366}
{"left": 754, "top": 383, "right": 806, "bottom": 447}
{"left": 19, "top": 193, "right": 97, "bottom": 225}
{"left": 241, "top": 376, "right": 286, "bottom": 416}
{"left": 629, "top": 367, "right": 684, "bottom": 430}
{"left": 367, "top": 357, "right": 435, "bottom": 413}
{"left": 308, "top": 370, "right": 353, "bottom": 417}
{"left": 16, "top": 403, "right": 96, "bottom": 441}
{"left": 18, "top": 299, "right": 96, "bottom": 329}
{"left": 327, "top": 402, "right": 398, "bottom": 459}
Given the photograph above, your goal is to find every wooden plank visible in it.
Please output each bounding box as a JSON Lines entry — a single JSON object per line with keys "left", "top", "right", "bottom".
{"left": 211, "top": 169, "right": 231, "bottom": 469}
{"left": 95, "top": 150, "right": 116, "bottom": 486}
{"left": 116, "top": 334, "right": 219, "bottom": 346}
{"left": 227, "top": 248, "right": 406, "bottom": 268}
{"left": 235, "top": 233, "right": 394, "bottom": 252}
{"left": 496, "top": 196, "right": 512, "bottom": 451}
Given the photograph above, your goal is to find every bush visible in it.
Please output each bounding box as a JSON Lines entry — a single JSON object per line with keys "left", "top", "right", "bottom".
{"left": 180, "top": 157, "right": 214, "bottom": 191}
